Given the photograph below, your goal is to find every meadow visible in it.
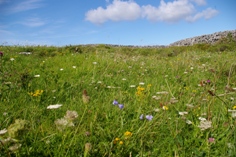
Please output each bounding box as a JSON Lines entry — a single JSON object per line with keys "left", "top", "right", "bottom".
{"left": 0, "top": 37, "right": 236, "bottom": 156}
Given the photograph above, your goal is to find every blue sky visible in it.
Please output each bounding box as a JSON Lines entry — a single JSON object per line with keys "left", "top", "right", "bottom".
{"left": 0, "top": 0, "right": 235, "bottom": 46}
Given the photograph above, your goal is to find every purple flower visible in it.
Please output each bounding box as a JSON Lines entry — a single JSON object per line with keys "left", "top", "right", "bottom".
{"left": 206, "top": 80, "right": 211, "bottom": 83}
{"left": 112, "top": 100, "right": 118, "bottom": 105}
{"left": 140, "top": 114, "right": 144, "bottom": 120}
{"left": 145, "top": 115, "right": 153, "bottom": 121}
{"left": 0, "top": 51, "right": 3, "bottom": 57}
{"left": 118, "top": 104, "right": 124, "bottom": 109}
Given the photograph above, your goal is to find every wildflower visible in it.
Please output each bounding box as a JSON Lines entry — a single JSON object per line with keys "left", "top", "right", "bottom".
{"left": 0, "top": 128, "right": 7, "bottom": 135}
{"left": 60, "top": 68, "right": 64, "bottom": 71}
{"left": 198, "top": 120, "right": 212, "bottom": 130}
{"left": 0, "top": 51, "right": 3, "bottom": 56}
{"left": 162, "top": 106, "right": 168, "bottom": 110}
{"left": 145, "top": 115, "right": 153, "bottom": 121}
{"left": 186, "top": 120, "right": 192, "bottom": 124}
{"left": 198, "top": 117, "right": 207, "bottom": 121}
{"left": 124, "top": 131, "right": 132, "bottom": 138}
{"left": 64, "top": 110, "right": 78, "bottom": 121}
{"left": 34, "top": 74, "right": 40, "bottom": 77}
{"left": 154, "top": 108, "right": 160, "bottom": 112}
{"left": 139, "top": 114, "right": 144, "bottom": 120}
{"left": 112, "top": 100, "right": 119, "bottom": 105}
{"left": 9, "top": 143, "right": 22, "bottom": 152}
{"left": 82, "top": 90, "right": 90, "bottom": 104}
{"left": 233, "top": 106, "right": 236, "bottom": 110}
{"left": 118, "top": 104, "right": 124, "bottom": 109}
{"left": 156, "top": 91, "right": 169, "bottom": 95}
{"left": 179, "top": 111, "right": 188, "bottom": 116}
{"left": 119, "top": 141, "right": 124, "bottom": 145}
{"left": 10, "top": 58, "right": 14, "bottom": 61}
{"left": 113, "top": 138, "right": 120, "bottom": 144}
{"left": 72, "top": 66, "right": 76, "bottom": 68}
{"left": 84, "top": 143, "right": 92, "bottom": 157}
{"left": 28, "top": 90, "right": 43, "bottom": 97}
{"left": 139, "top": 82, "right": 145, "bottom": 85}
{"left": 130, "top": 85, "right": 136, "bottom": 88}
{"left": 122, "top": 78, "right": 126, "bottom": 81}
{"left": 92, "top": 62, "right": 97, "bottom": 65}
{"left": 54, "top": 118, "right": 74, "bottom": 131}
{"left": 208, "top": 137, "right": 215, "bottom": 143}
{"left": 47, "top": 104, "right": 62, "bottom": 109}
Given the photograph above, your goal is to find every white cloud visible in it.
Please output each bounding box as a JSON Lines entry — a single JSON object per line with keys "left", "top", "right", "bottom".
{"left": 142, "top": 0, "right": 195, "bottom": 22}
{"left": 85, "top": 0, "right": 141, "bottom": 24}
{"left": 20, "top": 17, "right": 46, "bottom": 27}
{"left": 7, "top": 0, "right": 44, "bottom": 14}
{"left": 85, "top": 0, "right": 218, "bottom": 24}
{"left": 186, "top": 7, "right": 218, "bottom": 22}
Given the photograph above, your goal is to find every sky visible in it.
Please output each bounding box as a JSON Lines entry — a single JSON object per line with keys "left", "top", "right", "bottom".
{"left": 0, "top": 0, "right": 236, "bottom": 46}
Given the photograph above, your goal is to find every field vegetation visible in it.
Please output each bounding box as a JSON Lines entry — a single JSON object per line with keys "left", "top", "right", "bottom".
{"left": 0, "top": 35, "right": 236, "bottom": 156}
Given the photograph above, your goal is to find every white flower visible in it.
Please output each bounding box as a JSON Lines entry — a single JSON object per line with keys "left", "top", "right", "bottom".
{"left": 64, "top": 110, "right": 78, "bottom": 121}
{"left": 179, "top": 112, "right": 188, "bottom": 116}
{"left": 10, "top": 58, "right": 15, "bottom": 61}
{"left": 130, "top": 85, "right": 136, "bottom": 88}
{"left": 55, "top": 118, "right": 74, "bottom": 131}
{"left": 186, "top": 104, "right": 194, "bottom": 108}
{"left": 139, "top": 82, "right": 145, "bottom": 85}
{"left": 60, "top": 68, "right": 64, "bottom": 71}
{"left": 198, "top": 117, "right": 207, "bottom": 121}
{"left": 154, "top": 108, "right": 160, "bottom": 112}
{"left": 184, "top": 71, "right": 188, "bottom": 74}
{"left": 122, "top": 78, "right": 126, "bottom": 81}
{"left": 9, "top": 143, "right": 22, "bottom": 152}
{"left": 0, "top": 128, "right": 7, "bottom": 135}
{"left": 34, "top": 75, "right": 40, "bottom": 77}
{"left": 198, "top": 120, "right": 212, "bottom": 130}
{"left": 186, "top": 120, "right": 192, "bottom": 124}
{"left": 72, "top": 66, "right": 76, "bottom": 68}
{"left": 156, "top": 91, "right": 169, "bottom": 95}
{"left": 47, "top": 104, "right": 62, "bottom": 109}
{"left": 93, "top": 62, "right": 97, "bottom": 65}
{"left": 152, "top": 95, "right": 161, "bottom": 100}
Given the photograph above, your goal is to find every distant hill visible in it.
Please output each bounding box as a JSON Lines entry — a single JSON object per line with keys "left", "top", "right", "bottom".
{"left": 169, "top": 30, "right": 236, "bottom": 46}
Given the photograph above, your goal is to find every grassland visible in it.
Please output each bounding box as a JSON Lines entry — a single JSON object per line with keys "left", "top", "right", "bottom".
{"left": 0, "top": 38, "right": 236, "bottom": 156}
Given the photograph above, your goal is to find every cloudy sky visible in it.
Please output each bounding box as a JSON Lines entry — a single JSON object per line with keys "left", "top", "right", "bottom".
{"left": 0, "top": 0, "right": 235, "bottom": 46}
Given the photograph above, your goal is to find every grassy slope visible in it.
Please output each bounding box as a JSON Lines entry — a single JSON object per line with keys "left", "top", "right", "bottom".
{"left": 0, "top": 39, "right": 236, "bottom": 156}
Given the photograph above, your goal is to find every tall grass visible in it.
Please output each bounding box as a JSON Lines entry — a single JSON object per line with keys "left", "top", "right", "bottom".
{"left": 0, "top": 39, "right": 236, "bottom": 156}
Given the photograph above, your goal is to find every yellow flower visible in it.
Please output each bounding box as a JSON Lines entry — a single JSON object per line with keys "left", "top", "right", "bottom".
{"left": 119, "top": 141, "right": 123, "bottom": 145}
{"left": 113, "top": 137, "right": 120, "bottom": 144}
{"left": 162, "top": 106, "right": 168, "bottom": 110}
{"left": 233, "top": 106, "right": 236, "bottom": 110}
{"left": 124, "top": 131, "right": 132, "bottom": 137}
{"left": 147, "top": 84, "right": 152, "bottom": 87}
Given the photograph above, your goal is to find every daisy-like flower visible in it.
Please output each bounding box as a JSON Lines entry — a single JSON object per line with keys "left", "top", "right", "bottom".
{"left": 60, "top": 68, "right": 64, "bottom": 71}
{"left": 47, "top": 104, "right": 62, "bottom": 109}
{"left": 139, "top": 82, "right": 145, "bottom": 85}
{"left": 145, "top": 115, "right": 153, "bottom": 121}
{"left": 34, "top": 75, "right": 40, "bottom": 77}
{"left": 10, "top": 58, "right": 14, "bottom": 61}
{"left": 129, "top": 85, "right": 136, "bottom": 88}
{"left": 72, "top": 66, "right": 76, "bottom": 68}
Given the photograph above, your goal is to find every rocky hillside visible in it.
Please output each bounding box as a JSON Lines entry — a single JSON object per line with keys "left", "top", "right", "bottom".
{"left": 169, "top": 30, "right": 236, "bottom": 46}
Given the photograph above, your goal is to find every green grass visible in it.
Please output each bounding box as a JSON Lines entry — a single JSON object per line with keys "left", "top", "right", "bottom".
{"left": 0, "top": 41, "right": 236, "bottom": 156}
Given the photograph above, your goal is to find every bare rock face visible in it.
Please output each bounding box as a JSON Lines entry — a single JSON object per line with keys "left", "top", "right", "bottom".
{"left": 169, "top": 30, "right": 236, "bottom": 46}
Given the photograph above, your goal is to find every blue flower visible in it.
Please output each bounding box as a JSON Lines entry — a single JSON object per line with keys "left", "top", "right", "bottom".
{"left": 118, "top": 104, "right": 124, "bottom": 109}
{"left": 140, "top": 114, "right": 144, "bottom": 120}
{"left": 113, "top": 100, "right": 119, "bottom": 105}
{"left": 145, "top": 115, "right": 153, "bottom": 121}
